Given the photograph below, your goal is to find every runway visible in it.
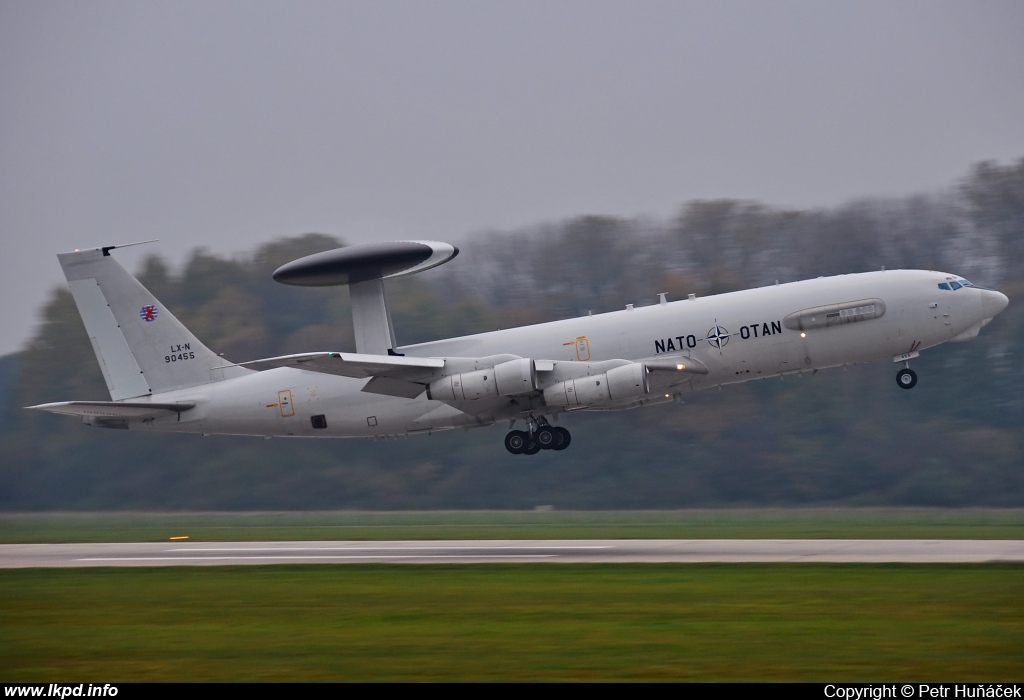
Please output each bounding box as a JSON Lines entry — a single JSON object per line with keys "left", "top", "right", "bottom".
{"left": 2, "top": 539, "right": 1023, "bottom": 567}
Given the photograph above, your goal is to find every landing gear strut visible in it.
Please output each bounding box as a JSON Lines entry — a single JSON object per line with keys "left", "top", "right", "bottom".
{"left": 504, "top": 417, "right": 571, "bottom": 455}
{"left": 896, "top": 367, "right": 918, "bottom": 390}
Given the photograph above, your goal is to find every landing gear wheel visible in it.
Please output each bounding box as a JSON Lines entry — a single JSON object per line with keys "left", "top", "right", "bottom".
{"left": 896, "top": 367, "right": 918, "bottom": 390}
{"left": 551, "top": 427, "right": 571, "bottom": 451}
{"left": 522, "top": 440, "right": 542, "bottom": 455}
{"left": 535, "top": 426, "right": 557, "bottom": 449}
{"left": 504, "top": 430, "right": 528, "bottom": 454}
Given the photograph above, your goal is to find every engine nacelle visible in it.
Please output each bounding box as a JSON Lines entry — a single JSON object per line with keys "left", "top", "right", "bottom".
{"left": 542, "top": 362, "right": 649, "bottom": 407}
{"left": 428, "top": 358, "right": 537, "bottom": 401}
{"left": 493, "top": 358, "right": 537, "bottom": 395}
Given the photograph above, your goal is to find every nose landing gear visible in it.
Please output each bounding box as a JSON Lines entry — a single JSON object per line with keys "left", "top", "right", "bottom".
{"left": 504, "top": 417, "right": 572, "bottom": 455}
{"left": 896, "top": 367, "right": 918, "bottom": 389}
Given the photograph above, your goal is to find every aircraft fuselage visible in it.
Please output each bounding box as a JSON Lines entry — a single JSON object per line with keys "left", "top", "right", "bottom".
{"left": 125, "top": 269, "right": 1004, "bottom": 439}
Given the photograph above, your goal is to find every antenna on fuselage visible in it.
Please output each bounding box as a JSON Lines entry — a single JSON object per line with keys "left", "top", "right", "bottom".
{"left": 272, "top": 241, "right": 459, "bottom": 356}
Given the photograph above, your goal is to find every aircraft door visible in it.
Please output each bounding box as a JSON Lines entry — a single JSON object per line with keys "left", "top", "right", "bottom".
{"left": 278, "top": 390, "right": 295, "bottom": 417}
{"left": 618, "top": 333, "right": 631, "bottom": 358}
{"left": 562, "top": 336, "right": 592, "bottom": 360}
{"left": 575, "top": 337, "right": 590, "bottom": 361}
{"left": 942, "top": 285, "right": 961, "bottom": 337}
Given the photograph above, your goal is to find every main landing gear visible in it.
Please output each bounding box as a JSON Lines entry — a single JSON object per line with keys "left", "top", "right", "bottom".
{"left": 504, "top": 416, "right": 571, "bottom": 455}
{"left": 896, "top": 366, "right": 918, "bottom": 390}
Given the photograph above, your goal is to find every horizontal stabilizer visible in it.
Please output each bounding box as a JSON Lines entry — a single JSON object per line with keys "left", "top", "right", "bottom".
{"left": 27, "top": 400, "right": 196, "bottom": 419}
{"left": 227, "top": 352, "right": 444, "bottom": 379}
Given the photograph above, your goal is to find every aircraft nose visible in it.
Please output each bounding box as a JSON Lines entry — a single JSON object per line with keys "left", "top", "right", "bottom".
{"left": 980, "top": 289, "right": 1009, "bottom": 319}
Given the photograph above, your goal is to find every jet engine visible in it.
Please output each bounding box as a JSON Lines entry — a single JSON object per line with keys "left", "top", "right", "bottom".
{"left": 542, "top": 362, "right": 649, "bottom": 407}
{"left": 427, "top": 358, "right": 537, "bottom": 401}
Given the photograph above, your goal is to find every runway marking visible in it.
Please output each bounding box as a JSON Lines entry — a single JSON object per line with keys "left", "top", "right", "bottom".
{"left": 1, "top": 540, "right": 1016, "bottom": 568}
{"left": 78, "top": 554, "right": 560, "bottom": 562}
{"left": 166, "top": 545, "right": 612, "bottom": 552}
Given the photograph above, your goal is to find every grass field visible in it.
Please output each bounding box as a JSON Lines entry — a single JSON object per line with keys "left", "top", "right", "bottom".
{"left": 1, "top": 564, "right": 1021, "bottom": 681}
{"left": 2, "top": 508, "right": 1023, "bottom": 543}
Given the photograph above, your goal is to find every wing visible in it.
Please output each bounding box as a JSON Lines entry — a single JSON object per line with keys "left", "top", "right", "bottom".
{"left": 27, "top": 401, "right": 196, "bottom": 419}
{"left": 222, "top": 351, "right": 453, "bottom": 398}
{"left": 220, "top": 351, "right": 444, "bottom": 398}
{"left": 224, "top": 351, "right": 445, "bottom": 379}
{"left": 227, "top": 351, "right": 710, "bottom": 403}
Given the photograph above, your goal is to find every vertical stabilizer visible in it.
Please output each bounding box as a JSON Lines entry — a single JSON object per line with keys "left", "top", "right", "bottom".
{"left": 57, "top": 246, "right": 241, "bottom": 400}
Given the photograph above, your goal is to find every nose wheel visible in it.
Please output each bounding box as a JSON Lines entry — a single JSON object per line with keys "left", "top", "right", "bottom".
{"left": 896, "top": 367, "right": 918, "bottom": 389}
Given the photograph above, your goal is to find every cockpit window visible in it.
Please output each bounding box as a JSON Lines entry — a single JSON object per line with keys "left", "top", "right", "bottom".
{"left": 938, "top": 279, "right": 976, "bottom": 291}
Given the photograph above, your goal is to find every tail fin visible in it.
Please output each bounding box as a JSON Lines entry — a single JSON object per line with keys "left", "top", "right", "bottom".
{"left": 58, "top": 245, "right": 240, "bottom": 400}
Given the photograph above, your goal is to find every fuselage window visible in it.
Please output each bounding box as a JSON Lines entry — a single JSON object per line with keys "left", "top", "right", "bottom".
{"left": 959, "top": 279, "right": 973, "bottom": 287}
{"left": 950, "top": 281, "right": 962, "bottom": 290}
{"left": 938, "top": 283, "right": 950, "bottom": 290}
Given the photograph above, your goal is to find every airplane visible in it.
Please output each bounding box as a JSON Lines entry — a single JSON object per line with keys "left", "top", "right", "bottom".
{"left": 28, "top": 240, "right": 1009, "bottom": 455}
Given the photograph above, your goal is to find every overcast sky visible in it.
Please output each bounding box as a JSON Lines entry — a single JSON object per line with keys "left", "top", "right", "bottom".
{"left": 2, "top": 1, "right": 1023, "bottom": 356}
